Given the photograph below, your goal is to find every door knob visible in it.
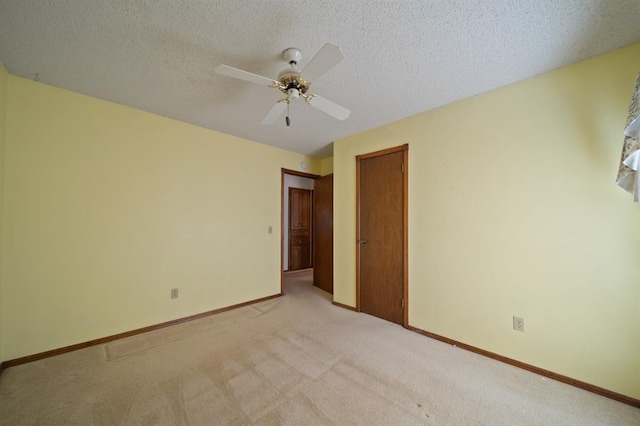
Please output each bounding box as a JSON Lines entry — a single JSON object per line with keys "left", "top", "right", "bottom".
{"left": 358, "top": 239, "right": 368, "bottom": 244}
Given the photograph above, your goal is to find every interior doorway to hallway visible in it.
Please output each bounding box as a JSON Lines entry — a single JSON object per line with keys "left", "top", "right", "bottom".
{"left": 281, "top": 168, "right": 334, "bottom": 296}
{"left": 283, "top": 174, "right": 314, "bottom": 271}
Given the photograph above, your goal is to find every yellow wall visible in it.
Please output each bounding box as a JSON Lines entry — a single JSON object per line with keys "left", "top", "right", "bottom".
{"left": 320, "top": 156, "right": 334, "bottom": 176}
{"left": 0, "top": 60, "right": 8, "bottom": 360}
{"left": 334, "top": 44, "right": 640, "bottom": 399}
{"left": 1, "top": 76, "right": 319, "bottom": 361}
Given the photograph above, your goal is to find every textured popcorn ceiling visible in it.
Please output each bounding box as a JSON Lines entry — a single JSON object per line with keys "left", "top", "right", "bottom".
{"left": 1, "top": 1, "right": 639, "bottom": 157}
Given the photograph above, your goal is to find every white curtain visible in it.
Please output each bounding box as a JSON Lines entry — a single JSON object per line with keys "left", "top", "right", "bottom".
{"left": 616, "top": 72, "right": 640, "bottom": 202}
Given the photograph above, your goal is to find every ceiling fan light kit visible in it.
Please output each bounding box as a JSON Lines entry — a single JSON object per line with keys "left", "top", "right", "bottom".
{"left": 214, "top": 43, "right": 351, "bottom": 127}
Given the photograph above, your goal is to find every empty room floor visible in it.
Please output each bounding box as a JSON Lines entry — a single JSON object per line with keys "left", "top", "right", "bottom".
{"left": 0, "top": 270, "right": 638, "bottom": 425}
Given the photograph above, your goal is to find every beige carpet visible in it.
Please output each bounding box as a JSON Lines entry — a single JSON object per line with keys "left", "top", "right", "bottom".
{"left": 0, "top": 271, "right": 638, "bottom": 425}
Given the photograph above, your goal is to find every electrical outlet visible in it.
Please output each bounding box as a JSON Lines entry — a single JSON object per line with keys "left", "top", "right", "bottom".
{"left": 513, "top": 316, "right": 525, "bottom": 332}
{"left": 171, "top": 288, "right": 179, "bottom": 299}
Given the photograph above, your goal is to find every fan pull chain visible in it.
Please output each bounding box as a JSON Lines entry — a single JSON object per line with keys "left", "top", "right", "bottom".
{"left": 286, "top": 101, "right": 291, "bottom": 126}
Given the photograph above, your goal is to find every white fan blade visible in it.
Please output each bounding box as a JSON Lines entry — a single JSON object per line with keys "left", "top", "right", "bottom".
{"left": 307, "top": 95, "right": 350, "bottom": 121}
{"left": 301, "top": 43, "right": 344, "bottom": 82}
{"left": 261, "top": 101, "right": 288, "bottom": 125}
{"left": 214, "top": 64, "right": 277, "bottom": 87}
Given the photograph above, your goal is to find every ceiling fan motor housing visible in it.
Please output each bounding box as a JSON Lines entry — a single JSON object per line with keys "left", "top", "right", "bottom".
{"left": 277, "top": 68, "right": 309, "bottom": 95}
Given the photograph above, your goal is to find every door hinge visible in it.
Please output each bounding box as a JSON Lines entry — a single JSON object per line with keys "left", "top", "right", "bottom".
{"left": 401, "top": 298, "right": 405, "bottom": 308}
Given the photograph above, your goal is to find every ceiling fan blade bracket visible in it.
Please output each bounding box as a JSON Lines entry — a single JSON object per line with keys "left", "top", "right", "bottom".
{"left": 303, "top": 93, "right": 316, "bottom": 104}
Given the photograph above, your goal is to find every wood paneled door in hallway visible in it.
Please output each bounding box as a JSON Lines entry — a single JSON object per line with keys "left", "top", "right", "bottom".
{"left": 357, "top": 144, "right": 408, "bottom": 326}
{"left": 289, "top": 187, "right": 312, "bottom": 270}
{"left": 313, "top": 174, "right": 333, "bottom": 294}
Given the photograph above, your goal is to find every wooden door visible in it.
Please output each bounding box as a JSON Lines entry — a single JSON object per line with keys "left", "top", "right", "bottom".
{"left": 357, "top": 145, "right": 408, "bottom": 326}
{"left": 289, "top": 187, "right": 312, "bottom": 270}
{"left": 313, "top": 174, "right": 333, "bottom": 294}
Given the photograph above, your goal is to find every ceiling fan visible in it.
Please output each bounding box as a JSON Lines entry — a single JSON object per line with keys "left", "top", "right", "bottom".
{"left": 214, "top": 43, "right": 350, "bottom": 126}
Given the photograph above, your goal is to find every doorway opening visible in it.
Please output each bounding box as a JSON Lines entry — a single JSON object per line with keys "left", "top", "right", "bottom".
{"left": 281, "top": 168, "right": 334, "bottom": 296}
{"left": 285, "top": 179, "right": 314, "bottom": 272}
